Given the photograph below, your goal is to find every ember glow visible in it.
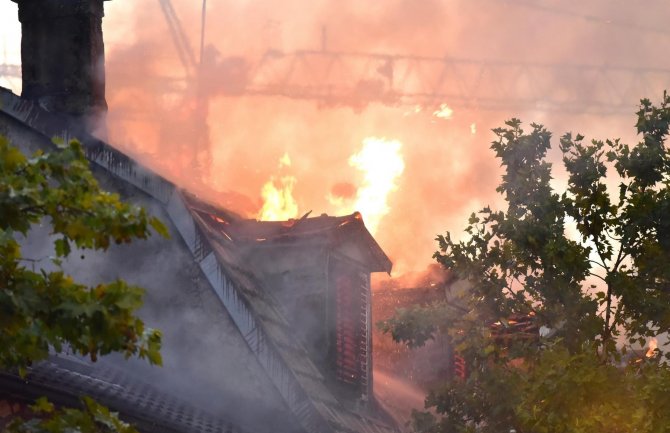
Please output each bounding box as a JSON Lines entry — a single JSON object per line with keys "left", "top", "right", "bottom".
{"left": 279, "top": 152, "right": 291, "bottom": 168}
{"left": 433, "top": 103, "right": 454, "bottom": 120}
{"left": 646, "top": 338, "right": 658, "bottom": 358}
{"left": 345, "top": 137, "right": 405, "bottom": 235}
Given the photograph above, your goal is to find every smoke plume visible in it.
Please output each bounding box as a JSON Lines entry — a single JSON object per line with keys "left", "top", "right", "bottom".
{"left": 101, "top": 0, "right": 670, "bottom": 276}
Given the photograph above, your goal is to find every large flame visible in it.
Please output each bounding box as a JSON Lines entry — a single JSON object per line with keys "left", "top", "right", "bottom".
{"left": 258, "top": 176, "right": 299, "bottom": 221}
{"left": 257, "top": 153, "right": 299, "bottom": 221}
{"left": 347, "top": 137, "right": 405, "bottom": 234}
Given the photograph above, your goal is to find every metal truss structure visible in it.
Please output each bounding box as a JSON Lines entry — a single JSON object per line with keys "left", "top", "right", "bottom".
{"left": 158, "top": 0, "right": 199, "bottom": 80}
{"left": 3, "top": 0, "right": 670, "bottom": 115}
{"left": 234, "top": 49, "right": 670, "bottom": 114}
{"left": 7, "top": 49, "right": 666, "bottom": 115}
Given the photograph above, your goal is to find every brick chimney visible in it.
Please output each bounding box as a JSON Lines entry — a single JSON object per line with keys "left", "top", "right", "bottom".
{"left": 12, "top": 0, "right": 109, "bottom": 132}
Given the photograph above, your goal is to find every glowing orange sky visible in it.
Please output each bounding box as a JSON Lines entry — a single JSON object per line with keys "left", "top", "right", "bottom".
{"left": 3, "top": 0, "right": 670, "bottom": 276}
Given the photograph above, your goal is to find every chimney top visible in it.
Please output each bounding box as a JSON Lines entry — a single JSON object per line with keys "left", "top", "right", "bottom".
{"left": 14, "top": 0, "right": 111, "bottom": 133}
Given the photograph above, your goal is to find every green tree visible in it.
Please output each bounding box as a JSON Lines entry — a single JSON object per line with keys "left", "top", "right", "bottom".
{"left": 383, "top": 94, "right": 670, "bottom": 433}
{"left": 0, "top": 135, "right": 167, "bottom": 432}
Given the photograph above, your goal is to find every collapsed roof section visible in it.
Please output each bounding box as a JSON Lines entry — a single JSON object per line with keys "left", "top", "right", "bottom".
{"left": 0, "top": 86, "right": 399, "bottom": 433}
{"left": 184, "top": 194, "right": 392, "bottom": 275}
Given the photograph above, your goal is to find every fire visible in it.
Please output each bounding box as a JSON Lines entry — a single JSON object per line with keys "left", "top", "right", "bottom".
{"left": 346, "top": 137, "right": 405, "bottom": 234}
{"left": 470, "top": 122, "right": 477, "bottom": 134}
{"left": 258, "top": 176, "right": 299, "bottom": 221}
{"left": 433, "top": 103, "right": 454, "bottom": 120}
{"left": 257, "top": 153, "right": 299, "bottom": 221}
{"left": 646, "top": 338, "right": 658, "bottom": 358}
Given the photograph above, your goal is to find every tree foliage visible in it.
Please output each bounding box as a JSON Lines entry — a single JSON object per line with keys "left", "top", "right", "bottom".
{"left": 5, "top": 398, "right": 137, "bottom": 433}
{"left": 383, "top": 94, "right": 670, "bottom": 433}
{"left": 0, "top": 136, "right": 167, "bottom": 432}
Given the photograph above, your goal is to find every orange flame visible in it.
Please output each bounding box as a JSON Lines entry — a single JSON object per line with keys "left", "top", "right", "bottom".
{"left": 258, "top": 176, "right": 299, "bottom": 221}
{"left": 257, "top": 153, "right": 298, "bottom": 221}
{"left": 346, "top": 137, "right": 405, "bottom": 234}
{"left": 646, "top": 338, "right": 658, "bottom": 358}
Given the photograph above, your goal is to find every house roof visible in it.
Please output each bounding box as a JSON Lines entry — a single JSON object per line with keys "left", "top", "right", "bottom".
{"left": 186, "top": 202, "right": 398, "bottom": 433}
{"left": 0, "top": 356, "right": 253, "bottom": 433}
{"left": 0, "top": 86, "right": 400, "bottom": 433}
{"left": 184, "top": 193, "right": 392, "bottom": 274}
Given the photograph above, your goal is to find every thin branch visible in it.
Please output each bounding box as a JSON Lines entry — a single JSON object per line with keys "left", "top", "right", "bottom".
{"left": 612, "top": 242, "right": 628, "bottom": 272}
{"left": 18, "top": 256, "right": 51, "bottom": 263}
{"left": 604, "top": 230, "right": 622, "bottom": 243}
{"left": 608, "top": 302, "right": 624, "bottom": 336}
{"left": 592, "top": 233, "right": 611, "bottom": 271}
{"left": 605, "top": 225, "right": 634, "bottom": 336}
{"left": 587, "top": 271, "right": 608, "bottom": 284}
{"left": 588, "top": 259, "right": 608, "bottom": 272}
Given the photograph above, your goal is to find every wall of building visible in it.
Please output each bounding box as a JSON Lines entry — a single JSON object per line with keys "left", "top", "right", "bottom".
{"left": 239, "top": 242, "right": 376, "bottom": 405}
{"left": 239, "top": 245, "right": 331, "bottom": 368}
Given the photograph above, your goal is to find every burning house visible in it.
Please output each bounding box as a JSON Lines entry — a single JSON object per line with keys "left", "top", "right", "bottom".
{"left": 191, "top": 207, "right": 392, "bottom": 400}
{"left": 0, "top": 1, "right": 400, "bottom": 432}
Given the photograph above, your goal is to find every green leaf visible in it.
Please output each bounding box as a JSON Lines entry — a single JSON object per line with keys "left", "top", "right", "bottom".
{"left": 0, "top": 135, "right": 164, "bottom": 433}
{"left": 31, "top": 397, "right": 55, "bottom": 414}
{"left": 54, "top": 238, "right": 71, "bottom": 257}
{"left": 149, "top": 217, "right": 170, "bottom": 238}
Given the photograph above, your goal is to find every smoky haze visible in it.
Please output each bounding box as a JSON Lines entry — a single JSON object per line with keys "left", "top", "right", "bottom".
{"left": 101, "top": 0, "right": 670, "bottom": 276}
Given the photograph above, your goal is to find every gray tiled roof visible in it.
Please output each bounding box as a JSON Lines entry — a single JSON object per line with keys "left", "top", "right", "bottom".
{"left": 0, "top": 356, "right": 251, "bottom": 433}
